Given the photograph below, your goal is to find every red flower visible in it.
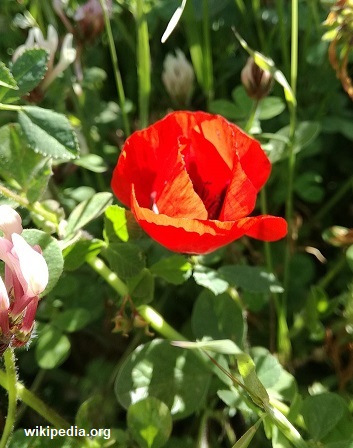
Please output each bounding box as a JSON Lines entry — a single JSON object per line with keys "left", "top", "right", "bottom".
{"left": 111, "top": 111, "right": 287, "bottom": 254}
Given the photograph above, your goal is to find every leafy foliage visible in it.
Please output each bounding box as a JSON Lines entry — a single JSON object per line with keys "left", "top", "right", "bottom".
{"left": 0, "top": 1, "right": 353, "bottom": 448}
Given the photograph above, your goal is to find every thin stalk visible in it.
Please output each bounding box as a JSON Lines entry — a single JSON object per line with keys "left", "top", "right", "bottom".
{"left": 16, "top": 368, "right": 46, "bottom": 422}
{"left": 0, "top": 349, "right": 17, "bottom": 448}
{"left": 260, "top": 188, "right": 283, "bottom": 353}
{"left": 234, "top": 0, "right": 246, "bottom": 14}
{"left": 0, "top": 184, "right": 59, "bottom": 228}
{"left": 136, "top": 0, "right": 151, "bottom": 128}
{"left": 99, "top": 0, "right": 130, "bottom": 136}
{"left": 196, "top": 411, "right": 209, "bottom": 448}
{"left": 244, "top": 100, "right": 259, "bottom": 133}
{"left": 0, "top": 103, "right": 22, "bottom": 111}
{"left": 280, "top": 0, "right": 299, "bottom": 361}
{"left": 86, "top": 257, "right": 128, "bottom": 297}
{"left": 202, "top": 0, "right": 213, "bottom": 102}
{"left": 137, "top": 305, "right": 186, "bottom": 341}
{"left": 252, "top": 0, "right": 267, "bottom": 51}
{"left": 276, "top": 0, "right": 290, "bottom": 77}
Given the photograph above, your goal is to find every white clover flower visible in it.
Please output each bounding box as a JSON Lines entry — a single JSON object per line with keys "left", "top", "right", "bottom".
{"left": 162, "top": 49, "right": 194, "bottom": 106}
{"left": 42, "top": 32, "right": 76, "bottom": 89}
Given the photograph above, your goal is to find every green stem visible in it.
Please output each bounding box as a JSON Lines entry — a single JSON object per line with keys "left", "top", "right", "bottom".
{"left": 99, "top": 0, "right": 130, "bottom": 137}
{"left": 86, "top": 257, "right": 128, "bottom": 297}
{"left": 314, "top": 175, "right": 353, "bottom": 222}
{"left": 0, "top": 103, "right": 22, "bottom": 111}
{"left": 0, "top": 349, "right": 17, "bottom": 448}
{"left": 136, "top": 0, "right": 151, "bottom": 129}
{"left": 244, "top": 100, "right": 259, "bottom": 133}
{"left": 202, "top": 0, "right": 213, "bottom": 102}
{"left": 137, "top": 305, "right": 187, "bottom": 341}
{"left": 0, "top": 184, "right": 59, "bottom": 228}
{"left": 252, "top": 0, "right": 266, "bottom": 51}
{"left": 0, "top": 368, "right": 70, "bottom": 429}
{"left": 16, "top": 369, "right": 46, "bottom": 422}
{"left": 196, "top": 411, "right": 210, "bottom": 448}
{"left": 276, "top": 0, "right": 290, "bottom": 77}
{"left": 260, "top": 189, "right": 282, "bottom": 353}
{"left": 87, "top": 257, "right": 186, "bottom": 341}
{"left": 234, "top": 0, "right": 246, "bottom": 14}
{"left": 280, "top": 0, "right": 299, "bottom": 361}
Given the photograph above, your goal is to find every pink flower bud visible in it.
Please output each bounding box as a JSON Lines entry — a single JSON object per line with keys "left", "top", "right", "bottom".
{"left": 0, "top": 206, "right": 49, "bottom": 354}
{"left": 0, "top": 205, "right": 23, "bottom": 239}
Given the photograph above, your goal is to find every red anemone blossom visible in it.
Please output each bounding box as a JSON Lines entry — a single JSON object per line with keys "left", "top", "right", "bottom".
{"left": 111, "top": 111, "right": 287, "bottom": 254}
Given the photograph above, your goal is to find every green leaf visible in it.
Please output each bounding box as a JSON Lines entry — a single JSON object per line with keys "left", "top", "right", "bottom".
{"left": 0, "top": 124, "right": 52, "bottom": 202}
{"left": 35, "top": 325, "right": 71, "bottom": 369}
{"left": 106, "top": 242, "right": 145, "bottom": 279}
{"left": 52, "top": 308, "right": 92, "bottom": 333}
{"left": 18, "top": 106, "right": 79, "bottom": 160}
{"left": 268, "top": 121, "right": 321, "bottom": 164}
{"left": 231, "top": 86, "right": 254, "bottom": 118}
{"left": 76, "top": 394, "right": 118, "bottom": 438}
{"left": 208, "top": 99, "right": 243, "bottom": 120}
{"left": 219, "top": 265, "right": 283, "bottom": 294}
{"left": 127, "top": 397, "right": 173, "bottom": 448}
{"left": 192, "top": 290, "right": 245, "bottom": 346}
{"left": 250, "top": 347, "right": 283, "bottom": 389}
{"left": 63, "top": 239, "right": 105, "bottom": 271}
{"left": 21, "top": 229, "right": 63, "bottom": 296}
{"left": 2, "top": 48, "right": 49, "bottom": 102}
{"left": 115, "top": 339, "right": 211, "bottom": 419}
{"left": 0, "top": 61, "right": 18, "bottom": 100}
{"left": 65, "top": 192, "right": 113, "bottom": 238}
{"left": 151, "top": 255, "right": 192, "bottom": 285}
{"left": 302, "top": 393, "right": 346, "bottom": 440}
{"left": 193, "top": 266, "right": 229, "bottom": 295}
{"left": 172, "top": 339, "right": 242, "bottom": 355}
{"left": 237, "top": 353, "right": 269, "bottom": 407}
{"left": 104, "top": 204, "right": 142, "bottom": 243}
{"left": 294, "top": 172, "right": 324, "bottom": 203}
{"left": 232, "top": 419, "right": 262, "bottom": 448}
{"left": 258, "top": 97, "right": 285, "bottom": 120}
{"left": 73, "top": 154, "right": 107, "bottom": 173}
{"left": 127, "top": 268, "right": 154, "bottom": 304}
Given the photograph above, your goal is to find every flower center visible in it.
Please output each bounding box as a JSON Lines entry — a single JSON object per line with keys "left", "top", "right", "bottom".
{"left": 193, "top": 181, "right": 228, "bottom": 220}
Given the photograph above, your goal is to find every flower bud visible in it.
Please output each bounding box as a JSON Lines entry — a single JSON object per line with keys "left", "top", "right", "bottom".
{"left": 162, "top": 49, "right": 195, "bottom": 107}
{"left": 112, "top": 313, "right": 132, "bottom": 336}
{"left": 0, "top": 205, "right": 23, "bottom": 238}
{"left": 241, "top": 57, "right": 273, "bottom": 100}
{"left": 0, "top": 206, "right": 49, "bottom": 354}
{"left": 74, "top": 0, "right": 112, "bottom": 42}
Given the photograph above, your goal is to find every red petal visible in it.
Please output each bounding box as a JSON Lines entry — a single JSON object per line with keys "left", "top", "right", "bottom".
{"left": 131, "top": 192, "right": 287, "bottom": 254}
{"left": 219, "top": 154, "right": 258, "bottom": 221}
{"left": 240, "top": 215, "right": 288, "bottom": 241}
{"left": 154, "top": 146, "right": 208, "bottom": 219}
{"left": 201, "top": 116, "right": 271, "bottom": 190}
{"left": 111, "top": 117, "right": 188, "bottom": 208}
